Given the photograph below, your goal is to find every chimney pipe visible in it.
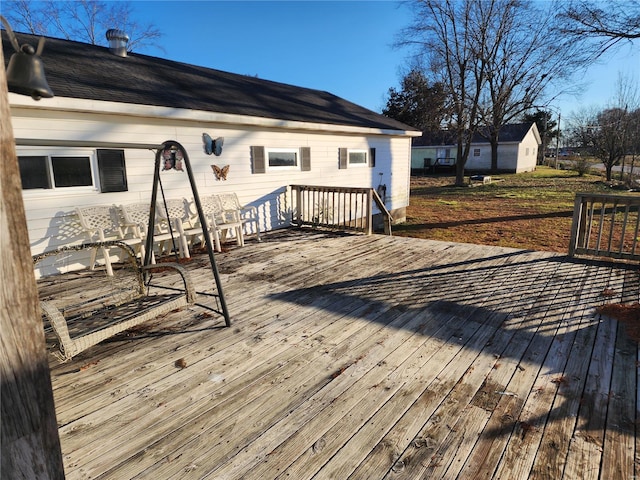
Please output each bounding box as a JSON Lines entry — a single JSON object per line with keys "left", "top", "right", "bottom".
{"left": 106, "top": 29, "right": 129, "bottom": 57}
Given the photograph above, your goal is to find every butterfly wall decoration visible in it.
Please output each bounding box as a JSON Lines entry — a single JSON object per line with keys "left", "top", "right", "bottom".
{"left": 161, "top": 147, "right": 184, "bottom": 171}
{"left": 212, "top": 164, "right": 230, "bottom": 181}
{"left": 203, "top": 133, "right": 224, "bottom": 156}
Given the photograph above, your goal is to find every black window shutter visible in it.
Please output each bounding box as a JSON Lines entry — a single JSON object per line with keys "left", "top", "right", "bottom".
{"left": 300, "top": 147, "right": 311, "bottom": 171}
{"left": 369, "top": 148, "right": 376, "bottom": 168}
{"left": 97, "top": 149, "right": 127, "bottom": 192}
{"left": 251, "top": 146, "right": 266, "bottom": 174}
{"left": 339, "top": 148, "right": 348, "bottom": 169}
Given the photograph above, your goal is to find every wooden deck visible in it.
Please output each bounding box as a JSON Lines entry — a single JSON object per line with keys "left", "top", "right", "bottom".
{"left": 43, "top": 229, "right": 639, "bottom": 479}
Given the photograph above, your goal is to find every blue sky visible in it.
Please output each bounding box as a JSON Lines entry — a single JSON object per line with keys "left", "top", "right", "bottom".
{"left": 130, "top": 0, "right": 638, "bottom": 123}
{"left": 134, "top": 1, "right": 410, "bottom": 113}
{"left": 17, "top": 0, "right": 639, "bottom": 120}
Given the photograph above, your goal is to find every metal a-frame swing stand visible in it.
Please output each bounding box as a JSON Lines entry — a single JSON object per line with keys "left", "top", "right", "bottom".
{"left": 143, "top": 140, "right": 231, "bottom": 327}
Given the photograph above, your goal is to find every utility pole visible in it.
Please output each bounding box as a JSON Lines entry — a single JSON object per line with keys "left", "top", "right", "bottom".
{"left": 555, "top": 111, "right": 561, "bottom": 169}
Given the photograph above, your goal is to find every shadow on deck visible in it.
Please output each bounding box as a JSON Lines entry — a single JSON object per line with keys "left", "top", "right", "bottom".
{"left": 43, "top": 229, "right": 639, "bottom": 479}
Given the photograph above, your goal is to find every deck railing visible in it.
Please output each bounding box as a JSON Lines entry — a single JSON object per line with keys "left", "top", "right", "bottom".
{"left": 290, "top": 185, "right": 392, "bottom": 235}
{"left": 569, "top": 193, "right": 640, "bottom": 262}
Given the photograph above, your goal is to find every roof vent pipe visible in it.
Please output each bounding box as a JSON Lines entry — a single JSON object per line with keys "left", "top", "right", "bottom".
{"left": 106, "top": 29, "right": 129, "bottom": 57}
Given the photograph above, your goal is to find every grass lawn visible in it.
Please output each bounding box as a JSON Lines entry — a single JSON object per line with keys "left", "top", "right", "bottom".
{"left": 393, "top": 166, "right": 623, "bottom": 253}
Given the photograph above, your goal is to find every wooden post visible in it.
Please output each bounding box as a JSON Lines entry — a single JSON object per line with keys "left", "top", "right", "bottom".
{"left": 366, "top": 188, "right": 373, "bottom": 235}
{"left": 0, "top": 48, "right": 65, "bottom": 478}
{"left": 292, "top": 185, "right": 303, "bottom": 227}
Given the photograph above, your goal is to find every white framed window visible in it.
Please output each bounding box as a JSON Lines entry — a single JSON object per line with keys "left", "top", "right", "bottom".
{"left": 473, "top": 148, "right": 481, "bottom": 157}
{"left": 348, "top": 149, "right": 368, "bottom": 167}
{"left": 18, "top": 150, "right": 95, "bottom": 191}
{"left": 339, "top": 147, "right": 375, "bottom": 169}
{"left": 18, "top": 148, "right": 128, "bottom": 193}
{"left": 266, "top": 148, "right": 299, "bottom": 170}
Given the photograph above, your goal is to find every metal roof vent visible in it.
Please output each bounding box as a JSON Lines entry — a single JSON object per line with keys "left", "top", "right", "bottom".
{"left": 106, "top": 29, "right": 129, "bottom": 57}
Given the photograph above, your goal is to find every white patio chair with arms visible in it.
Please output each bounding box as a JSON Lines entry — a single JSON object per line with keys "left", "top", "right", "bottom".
{"left": 156, "top": 198, "right": 204, "bottom": 258}
{"left": 118, "top": 203, "right": 183, "bottom": 260}
{"left": 219, "top": 192, "right": 261, "bottom": 242}
{"left": 199, "top": 195, "right": 244, "bottom": 252}
{"left": 74, "top": 205, "right": 145, "bottom": 276}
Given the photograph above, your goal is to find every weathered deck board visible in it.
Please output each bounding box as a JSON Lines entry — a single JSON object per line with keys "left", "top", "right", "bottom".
{"left": 369, "top": 245, "right": 558, "bottom": 479}
{"left": 124, "top": 238, "right": 472, "bottom": 479}
{"left": 491, "top": 266, "right": 596, "bottom": 478}
{"left": 601, "top": 319, "right": 637, "bottom": 479}
{"left": 234, "top": 248, "right": 513, "bottom": 479}
{"left": 39, "top": 229, "right": 639, "bottom": 479}
{"left": 455, "top": 249, "right": 574, "bottom": 476}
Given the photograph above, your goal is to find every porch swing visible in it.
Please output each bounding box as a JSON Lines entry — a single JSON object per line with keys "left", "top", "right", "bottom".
{"left": 33, "top": 140, "right": 231, "bottom": 361}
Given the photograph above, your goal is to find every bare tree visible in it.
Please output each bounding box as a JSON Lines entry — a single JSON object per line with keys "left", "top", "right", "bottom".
{"left": 398, "top": 0, "right": 493, "bottom": 185}
{"left": 559, "top": 0, "right": 640, "bottom": 58}
{"left": 595, "top": 107, "right": 631, "bottom": 181}
{"left": 477, "top": 0, "right": 590, "bottom": 173}
{"left": 3, "top": 0, "right": 162, "bottom": 53}
{"left": 567, "top": 103, "right": 638, "bottom": 182}
{"left": 627, "top": 108, "right": 640, "bottom": 183}
{"left": 397, "top": 0, "right": 591, "bottom": 183}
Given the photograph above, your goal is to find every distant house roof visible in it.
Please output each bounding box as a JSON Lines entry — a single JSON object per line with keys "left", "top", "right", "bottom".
{"left": 412, "top": 123, "right": 538, "bottom": 147}
{"left": 3, "top": 31, "right": 418, "bottom": 133}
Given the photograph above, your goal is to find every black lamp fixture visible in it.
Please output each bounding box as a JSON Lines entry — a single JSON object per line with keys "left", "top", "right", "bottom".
{"left": 1, "top": 15, "right": 54, "bottom": 100}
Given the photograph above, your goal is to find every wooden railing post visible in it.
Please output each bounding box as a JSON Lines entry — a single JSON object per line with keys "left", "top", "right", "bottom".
{"left": 372, "top": 188, "right": 392, "bottom": 235}
{"left": 366, "top": 189, "right": 373, "bottom": 235}
{"left": 568, "top": 192, "right": 640, "bottom": 262}
{"left": 577, "top": 196, "right": 589, "bottom": 251}
{"left": 291, "top": 185, "right": 303, "bottom": 227}
{"left": 568, "top": 194, "right": 583, "bottom": 258}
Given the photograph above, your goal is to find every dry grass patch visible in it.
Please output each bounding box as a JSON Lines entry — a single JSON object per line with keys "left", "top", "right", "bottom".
{"left": 394, "top": 167, "right": 613, "bottom": 253}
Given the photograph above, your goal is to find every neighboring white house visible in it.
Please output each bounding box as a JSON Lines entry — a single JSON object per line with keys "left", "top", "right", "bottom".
{"left": 3, "top": 30, "right": 420, "bottom": 255}
{"left": 411, "top": 123, "right": 541, "bottom": 174}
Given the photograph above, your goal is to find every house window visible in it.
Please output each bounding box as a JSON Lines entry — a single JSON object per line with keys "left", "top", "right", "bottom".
{"left": 339, "top": 147, "right": 375, "bottom": 169}
{"left": 251, "top": 146, "right": 310, "bottom": 173}
{"left": 18, "top": 156, "right": 51, "bottom": 189}
{"left": 349, "top": 150, "right": 368, "bottom": 166}
{"left": 19, "top": 154, "right": 93, "bottom": 190}
{"left": 473, "top": 148, "right": 481, "bottom": 157}
{"left": 267, "top": 148, "right": 298, "bottom": 169}
{"left": 18, "top": 149, "right": 127, "bottom": 192}
{"left": 526, "top": 147, "right": 530, "bottom": 155}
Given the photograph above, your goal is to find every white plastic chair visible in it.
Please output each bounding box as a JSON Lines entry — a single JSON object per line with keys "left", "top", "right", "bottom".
{"left": 219, "top": 193, "right": 261, "bottom": 242}
{"left": 118, "top": 203, "right": 183, "bottom": 259}
{"left": 199, "top": 195, "right": 244, "bottom": 252}
{"left": 75, "top": 205, "right": 145, "bottom": 276}
{"left": 156, "top": 198, "right": 204, "bottom": 258}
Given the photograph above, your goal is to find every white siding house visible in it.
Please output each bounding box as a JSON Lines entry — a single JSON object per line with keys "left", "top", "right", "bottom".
{"left": 3, "top": 31, "right": 420, "bottom": 255}
{"left": 411, "top": 123, "right": 541, "bottom": 174}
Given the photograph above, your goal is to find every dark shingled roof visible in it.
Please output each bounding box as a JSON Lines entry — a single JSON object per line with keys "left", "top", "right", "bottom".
{"left": 412, "top": 123, "right": 537, "bottom": 147}
{"left": 3, "top": 31, "right": 417, "bottom": 133}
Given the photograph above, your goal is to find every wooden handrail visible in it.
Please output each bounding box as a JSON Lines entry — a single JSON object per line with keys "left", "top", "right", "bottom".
{"left": 569, "top": 193, "right": 640, "bottom": 262}
{"left": 290, "top": 185, "right": 393, "bottom": 235}
{"left": 372, "top": 188, "right": 392, "bottom": 235}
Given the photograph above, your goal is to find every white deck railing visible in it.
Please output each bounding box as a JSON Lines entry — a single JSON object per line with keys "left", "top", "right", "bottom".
{"left": 290, "top": 185, "right": 392, "bottom": 235}
{"left": 569, "top": 193, "right": 640, "bottom": 262}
